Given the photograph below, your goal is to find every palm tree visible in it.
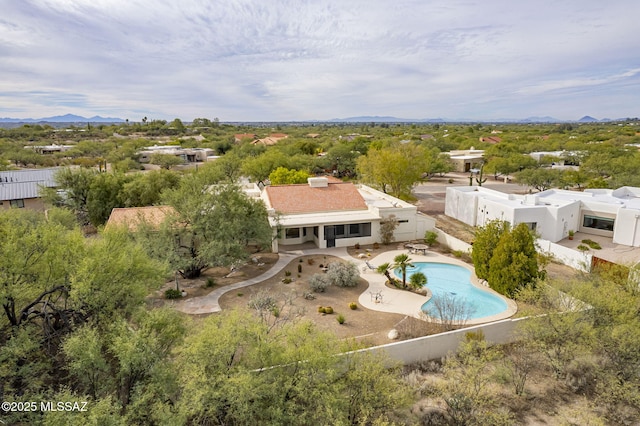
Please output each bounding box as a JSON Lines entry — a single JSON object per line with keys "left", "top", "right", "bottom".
{"left": 376, "top": 262, "right": 395, "bottom": 286}
{"left": 392, "top": 253, "right": 414, "bottom": 289}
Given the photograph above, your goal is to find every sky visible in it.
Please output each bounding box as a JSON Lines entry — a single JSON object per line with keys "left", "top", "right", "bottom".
{"left": 1, "top": 0, "right": 639, "bottom": 122}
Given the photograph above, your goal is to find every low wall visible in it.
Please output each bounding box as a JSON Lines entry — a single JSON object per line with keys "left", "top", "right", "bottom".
{"left": 358, "top": 317, "right": 528, "bottom": 365}
{"left": 434, "top": 228, "right": 472, "bottom": 253}
{"left": 536, "top": 238, "right": 592, "bottom": 272}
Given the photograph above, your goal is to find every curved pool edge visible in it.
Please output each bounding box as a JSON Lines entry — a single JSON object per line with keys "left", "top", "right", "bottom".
{"left": 416, "top": 257, "right": 518, "bottom": 325}
{"left": 357, "top": 249, "right": 517, "bottom": 325}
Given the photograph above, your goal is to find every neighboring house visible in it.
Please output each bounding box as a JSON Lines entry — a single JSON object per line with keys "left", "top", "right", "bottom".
{"left": 445, "top": 186, "right": 640, "bottom": 247}
{"left": 24, "top": 144, "right": 74, "bottom": 155}
{"left": 105, "top": 206, "right": 176, "bottom": 231}
{"left": 251, "top": 133, "right": 289, "bottom": 146}
{"left": 137, "top": 146, "right": 214, "bottom": 163}
{"left": 479, "top": 136, "right": 501, "bottom": 144}
{"left": 234, "top": 133, "right": 257, "bottom": 143}
{"left": 261, "top": 177, "right": 435, "bottom": 252}
{"left": 445, "top": 149, "right": 485, "bottom": 173}
{"left": 0, "top": 168, "right": 59, "bottom": 210}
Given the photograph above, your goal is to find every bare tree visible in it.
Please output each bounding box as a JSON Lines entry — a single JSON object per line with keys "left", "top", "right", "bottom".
{"left": 422, "top": 293, "right": 476, "bottom": 331}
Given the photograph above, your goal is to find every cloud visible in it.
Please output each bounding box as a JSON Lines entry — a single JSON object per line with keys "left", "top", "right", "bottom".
{"left": 1, "top": 0, "right": 639, "bottom": 120}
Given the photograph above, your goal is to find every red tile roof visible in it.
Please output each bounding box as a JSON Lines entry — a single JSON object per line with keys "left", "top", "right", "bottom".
{"left": 105, "top": 206, "right": 175, "bottom": 231}
{"left": 264, "top": 182, "right": 367, "bottom": 214}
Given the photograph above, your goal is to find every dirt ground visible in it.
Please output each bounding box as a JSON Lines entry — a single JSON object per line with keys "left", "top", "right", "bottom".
{"left": 217, "top": 253, "right": 419, "bottom": 347}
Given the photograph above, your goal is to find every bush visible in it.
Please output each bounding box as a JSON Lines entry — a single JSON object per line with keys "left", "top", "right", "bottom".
{"left": 248, "top": 291, "right": 277, "bottom": 311}
{"left": 337, "top": 314, "right": 345, "bottom": 324}
{"left": 164, "top": 289, "right": 183, "bottom": 299}
{"left": 576, "top": 244, "right": 590, "bottom": 252}
{"left": 282, "top": 277, "right": 292, "bottom": 284}
{"left": 424, "top": 230, "right": 438, "bottom": 246}
{"left": 324, "top": 306, "right": 334, "bottom": 314}
{"left": 297, "top": 264, "right": 302, "bottom": 273}
{"left": 304, "top": 292, "right": 316, "bottom": 300}
{"left": 309, "top": 273, "right": 331, "bottom": 293}
{"left": 318, "top": 306, "right": 326, "bottom": 313}
{"left": 326, "top": 262, "right": 359, "bottom": 287}
{"left": 307, "top": 258, "right": 315, "bottom": 265}
{"left": 284, "top": 270, "right": 292, "bottom": 276}
{"left": 349, "top": 302, "right": 358, "bottom": 310}
{"left": 205, "top": 277, "right": 216, "bottom": 288}
{"left": 409, "top": 272, "right": 427, "bottom": 289}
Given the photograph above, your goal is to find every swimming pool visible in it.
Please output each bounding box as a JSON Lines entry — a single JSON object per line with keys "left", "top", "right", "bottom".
{"left": 394, "top": 262, "right": 508, "bottom": 320}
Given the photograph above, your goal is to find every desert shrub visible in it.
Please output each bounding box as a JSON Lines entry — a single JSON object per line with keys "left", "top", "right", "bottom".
{"left": 337, "top": 314, "right": 345, "bottom": 324}
{"left": 282, "top": 277, "right": 292, "bottom": 284}
{"left": 164, "top": 289, "right": 183, "bottom": 299}
{"left": 324, "top": 306, "right": 334, "bottom": 314}
{"left": 205, "top": 277, "right": 216, "bottom": 288}
{"left": 309, "top": 273, "right": 331, "bottom": 293}
{"left": 349, "top": 302, "right": 358, "bottom": 310}
{"left": 304, "top": 292, "right": 316, "bottom": 300}
{"left": 248, "top": 291, "right": 277, "bottom": 311}
{"left": 354, "top": 242, "right": 360, "bottom": 249}
{"left": 297, "top": 264, "right": 302, "bottom": 273}
{"left": 307, "top": 258, "right": 315, "bottom": 265}
{"left": 326, "top": 261, "right": 359, "bottom": 287}
{"left": 424, "top": 230, "right": 438, "bottom": 246}
{"left": 318, "top": 306, "right": 326, "bottom": 313}
{"left": 284, "top": 270, "right": 292, "bottom": 276}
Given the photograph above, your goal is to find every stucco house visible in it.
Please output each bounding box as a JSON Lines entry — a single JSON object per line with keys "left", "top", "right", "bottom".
{"left": 445, "top": 186, "right": 640, "bottom": 247}
{"left": 0, "top": 168, "right": 59, "bottom": 210}
{"left": 137, "top": 146, "right": 214, "bottom": 163}
{"left": 445, "top": 149, "right": 485, "bottom": 173}
{"left": 261, "top": 177, "right": 435, "bottom": 252}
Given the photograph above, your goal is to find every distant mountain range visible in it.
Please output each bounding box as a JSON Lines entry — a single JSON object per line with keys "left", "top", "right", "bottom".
{"left": 0, "top": 113, "right": 635, "bottom": 125}
{"left": 0, "top": 114, "right": 125, "bottom": 123}
{"left": 328, "top": 115, "right": 631, "bottom": 123}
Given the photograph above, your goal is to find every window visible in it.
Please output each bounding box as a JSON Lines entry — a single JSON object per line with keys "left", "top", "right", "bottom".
{"left": 324, "top": 223, "right": 372, "bottom": 240}
{"left": 10, "top": 199, "right": 25, "bottom": 208}
{"left": 285, "top": 228, "right": 300, "bottom": 239}
{"left": 583, "top": 215, "right": 614, "bottom": 232}
{"left": 523, "top": 222, "right": 537, "bottom": 231}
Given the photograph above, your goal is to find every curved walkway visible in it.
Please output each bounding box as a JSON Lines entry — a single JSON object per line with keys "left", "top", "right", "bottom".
{"left": 174, "top": 247, "right": 517, "bottom": 324}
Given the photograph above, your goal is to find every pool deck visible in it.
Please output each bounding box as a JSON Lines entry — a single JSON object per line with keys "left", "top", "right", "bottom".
{"left": 174, "top": 247, "right": 517, "bottom": 324}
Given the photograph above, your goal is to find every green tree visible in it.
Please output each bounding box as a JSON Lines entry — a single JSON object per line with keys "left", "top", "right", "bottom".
{"left": 120, "top": 169, "right": 180, "bottom": 207}
{"left": 471, "top": 219, "right": 510, "bottom": 280}
{"left": 149, "top": 153, "right": 184, "bottom": 169}
{"left": 356, "top": 143, "right": 426, "bottom": 199}
{"left": 515, "top": 167, "right": 565, "bottom": 192}
{"left": 268, "top": 166, "right": 311, "bottom": 185}
{"left": 42, "top": 167, "right": 97, "bottom": 225}
{"left": 392, "top": 253, "right": 414, "bottom": 289}
{"left": 241, "top": 149, "right": 289, "bottom": 185}
{"left": 138, "top": 177, "right": 272, "bottom": 278}
{"left": 86, "top": 172, "right": 130, "bottom": 226}
{"left": 487, "top": 223, "right": 540, "bottom": 296}
{"left": 173, "top": 310, "right": 411, "bottom": 425}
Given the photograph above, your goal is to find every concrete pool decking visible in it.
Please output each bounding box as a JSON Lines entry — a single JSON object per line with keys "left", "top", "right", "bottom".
{"left": 174, "top": 247, "right": 517, "bottom": 324}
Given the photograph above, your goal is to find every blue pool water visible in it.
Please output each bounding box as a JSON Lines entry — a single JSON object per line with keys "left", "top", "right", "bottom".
{"left": 394, "top": 262, "right": 508, "bottom": 320}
